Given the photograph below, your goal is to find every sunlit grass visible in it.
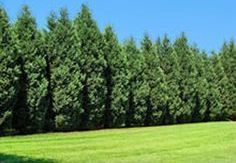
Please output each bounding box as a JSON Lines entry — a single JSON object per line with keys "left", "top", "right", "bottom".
{"left": 0, "top": 122, "right": 235, "bottom": 163}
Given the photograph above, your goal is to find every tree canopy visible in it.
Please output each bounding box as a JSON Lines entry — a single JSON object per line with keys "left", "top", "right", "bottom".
{"left": 0, "top": 5, "right": 235, "bottom": 135}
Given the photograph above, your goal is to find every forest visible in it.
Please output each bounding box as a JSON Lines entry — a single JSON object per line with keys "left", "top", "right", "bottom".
{"left": 0, "top": 4, "right": 236, "bottom": 135}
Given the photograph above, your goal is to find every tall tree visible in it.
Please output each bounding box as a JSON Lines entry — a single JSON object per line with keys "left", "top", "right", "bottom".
{"left": 201, "top": 55, "right": 222, "bottom": 121}
{"left": 173, "top": 34, "right": 198, "bottom": 123}
{"left": 141, "top": 34, "right": 168, "bottom": 126}
{"left": 14, "top": 6, "right": 48, "bottom": 133}
{"left": 44, "top": 9, "right": 83, "bottom": 131}
{"left": 220, "top": 41, "right": 236, "bottom": 120}
{"left": 190, "top": 52, "right": 209, "bottom": 122}
{"left": 75, "top": 5, "right": 105, "bottom": 129}
{"left": 103, "top": 26, "right": 128, "bottom": 128}
{"left": 123, "top": 38, "right": 146, "bottom": 126}
{"left": 212, "top": 54, "right": 234, "bottom": 120}
{"left": 156, "top": 36, "right": 182, "bottom": 124}
{"left": 0, "top": 7, "right": 19, "bottom": 134}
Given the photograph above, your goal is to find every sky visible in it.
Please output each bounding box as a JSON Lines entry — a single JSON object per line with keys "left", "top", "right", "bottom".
{"left": 1, "top": 0, "right": 235, "bottom": 52}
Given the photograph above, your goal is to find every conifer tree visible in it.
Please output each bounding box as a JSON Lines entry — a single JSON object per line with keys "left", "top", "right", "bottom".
{"left": 74, "top": 5, "right": 105, "bottom": 129}
{"left": 0, "top": 7, "right": 18, "bottom": 134}
{"left": 156, "top": 36, "right": 181, "bottom": 124}
{"left": 202, "top": 56, "right": 222, "bottom": 121}
{"left": 191, "top": 51, "right": 209, "bottom": 122}
{"left": 212, "top": 54, "right": 234, "bottom": 120}
{"left": 173, "top": 34, "right": 197, "bottom": 123}
{"left": 44, "top": 9, "right": 83, "bottom": 131}
{"left": 43, "top": 12, "right": 57, "bottom": 131}
{"left": 14, "top": 6, "right": 48, "bottom": 133}
{"left": 220, "top": 42, "right": 236, "bottom": 120}
{"left": 103, "top": 26, "right": 128, "bottom": 128}
{"left": 123, "top": 38, "right": 146, "bottom": 126}
{"left": 141, "top": 34, "right": 168, "bottom": 126}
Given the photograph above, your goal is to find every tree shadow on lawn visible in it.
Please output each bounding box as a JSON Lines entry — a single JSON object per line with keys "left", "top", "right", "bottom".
{"left": 0, "top": 153, "right": 55, "bottom": 163}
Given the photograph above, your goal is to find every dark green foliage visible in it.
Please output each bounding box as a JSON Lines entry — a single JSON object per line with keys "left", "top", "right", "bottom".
{"left": 74, "top": 5, "right": 105, "bottom": 129}
{"left": 13, "top": 6, "right": 48, "bottom": 133}
{"left": 191, "top": 53, "right": 209, "bottom": 122}
{"left": 123, "top": 38, "right": 146, "bottom": 126}
{"left": 173, "top": 34, "right": 198, "bottom": 123}
{"left": 42, "top": 13, "right": 57, "bottom": 132}
{"left": 0, "top": 7, "right": 18, "bottom": 135}
{"left": 44, "top": 9, "right": 83, "bottom": 131}
{"left": 0, "top": 4, "right": 235, "bottom": 135}
{"left": 156, "top": 36, "right": 181, "bottom": 124}
{"left": 103, "top": 26, "right": 128, "bottom": 128}
{"left": 211, "top": 55, "right": 233, "bottom": 120}
{"left": 220, "top": 42, "right": 236, "bottom": 120}
{"left": 141, "top": 34, "right": 168, "bottom": 126}
{"left": 43, "top": 11, "right": 80, "bottom": 131}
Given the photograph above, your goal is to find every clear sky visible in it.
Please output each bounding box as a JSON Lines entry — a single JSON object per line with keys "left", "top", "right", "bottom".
{"left": 1, "top": 0, "right": 235, "bottom": 52}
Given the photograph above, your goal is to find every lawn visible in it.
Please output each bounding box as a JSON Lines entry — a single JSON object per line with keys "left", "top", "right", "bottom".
{"left": 0, "top": 122, "right": 235, "bottom": 163}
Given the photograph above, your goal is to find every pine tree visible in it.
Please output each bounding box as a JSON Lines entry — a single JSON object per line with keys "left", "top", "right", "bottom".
{"left": 191, "top": 50, "right": 209, "bottom": 122}
{"left": 74, "top": 5, "right": 105, "bottom": 129}
{"left": 14, "top": 6, "right": 48, "bottom": 133}
{"left": 123, "top": 38, "right": 146, "bottom": 126}
{"left": 44, "top": 9, "right": 83, "bottom": 131}
{"left": 220, "top": 41, "right": 236, "bottom": 120}
{"left": 173, "top": 34, "right": 198, "bottom": 123}
{"left": 0, "top": 7, "right": 19, "bottom": 134}
{"left": 156, "top": 36, "right": 181, "bottom": 124}
{"left": 43, "top": 12, "right": 57, "bottom": 131}
{"left": 102, "top": 26, "right": 128, "bottom": 128}
{"left": 212, "top": 54, "right": 234, "bottom": 120}
{"left": 141, "top": 34, "right": 168, "bottom": 126}
{"left": 202, "top": 55, "right": 222, "bottom": 121}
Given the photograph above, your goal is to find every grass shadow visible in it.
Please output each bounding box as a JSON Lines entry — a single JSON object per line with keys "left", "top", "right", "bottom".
{"left": 0, "top": 153, "right": 55, "bottom": 163}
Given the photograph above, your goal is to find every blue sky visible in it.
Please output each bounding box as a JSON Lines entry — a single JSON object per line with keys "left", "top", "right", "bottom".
{"left": 1, "top": 0, "right": 235, "bottom": 52}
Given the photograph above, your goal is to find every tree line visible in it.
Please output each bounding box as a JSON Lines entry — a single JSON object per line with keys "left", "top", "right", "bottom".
{"left": 0, "top": 5, "right": 236, "bottom": 135}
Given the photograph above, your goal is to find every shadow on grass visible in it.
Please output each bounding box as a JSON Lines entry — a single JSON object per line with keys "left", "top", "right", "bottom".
{"left": 0, "top": 153, "right": 55, "bottom": 163}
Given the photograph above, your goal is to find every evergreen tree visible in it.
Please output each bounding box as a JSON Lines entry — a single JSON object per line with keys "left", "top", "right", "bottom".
{"left": 44, "top": 9, "right": 83, "bottom": 131}
{"left": 123, "top": 38, "right": 146, "bottom": 126}
{"left": 0, "top": 7, "right": 18, "bottom": 134}
{"left": 173, "top": 34, "right": 198, "bottom": 123}
{"left": 141, "top": 34, "right": 168, "bottom": 126}
{"left": 103, "top": 26, "right": 128, "bottom": 128}
{"left": 156, "top": 36, "right": 181, "bottom": 124}
{"left": 74, "top": 5, "right": 105, "bottom": 129}
{"left": 220, "top": 42, "right": 236, "bottom": 120}
{"left": 191, "top": 51, "right": 209, "bottom": 122}
{"left": 43, "top": 12, "right": 57, "bottom": 131}
{"left": 14, "top": 6, "right": 48, "bottom": 133}
{"left": 202, "top": 56, "right": 222, "bottom": 121}
{"left": 212, "top": 54, "right": 234, "bottom": 120}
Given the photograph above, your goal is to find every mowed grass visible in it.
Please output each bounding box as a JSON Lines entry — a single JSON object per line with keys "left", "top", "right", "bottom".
{"left": 0, "top": 122, "right": 236, "bottom": 163}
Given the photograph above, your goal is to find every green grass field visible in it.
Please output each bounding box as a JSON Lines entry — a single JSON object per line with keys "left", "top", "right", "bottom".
{"left": 0, "top": 122, "right": 236, "bottom": 163}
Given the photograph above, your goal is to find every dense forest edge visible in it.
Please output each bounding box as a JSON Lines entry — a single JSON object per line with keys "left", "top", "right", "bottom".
{"left": 0, "top": 4, "right": 236, "bottom": 136}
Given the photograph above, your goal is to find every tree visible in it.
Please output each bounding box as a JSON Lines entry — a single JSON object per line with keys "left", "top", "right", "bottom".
{"left": 173, "top": 34, "right": 198, "bottom": 123}
{"left": 212, "top": 54, "right": 234, "bottom": 120}
{"left": 0, "top": 7, "right": 18, "bottom": 134}
{"left": 74, "top": 5, "right": 105, "bottom": 129}
{"left": 102, "top": 26, "right": 128, "bottom": 128}
{"left": 190, "top": 50, "right": 210, "bottom": 122}
{"left": 141, "top": 34, "right": 168, "bottom": 126}
{"left": 156, "top": 36, "right": 182, "bottom": 124}
{"left": 44, "top": 9, "right": 83, "bottom": 131}
{"left": 220, "top": 41, "right": 236, "bottom": 120}
{"left": 123, "top": 38, "right": 146, "bottom": 126}
{"left": 14, "top": 6, "right": 48, "bottom": 133}
{"left": 197, "top": 54, "right": 221, "bottom": 122}
{"left": 42, "top": 12, "right": 57, "bottom": 132}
